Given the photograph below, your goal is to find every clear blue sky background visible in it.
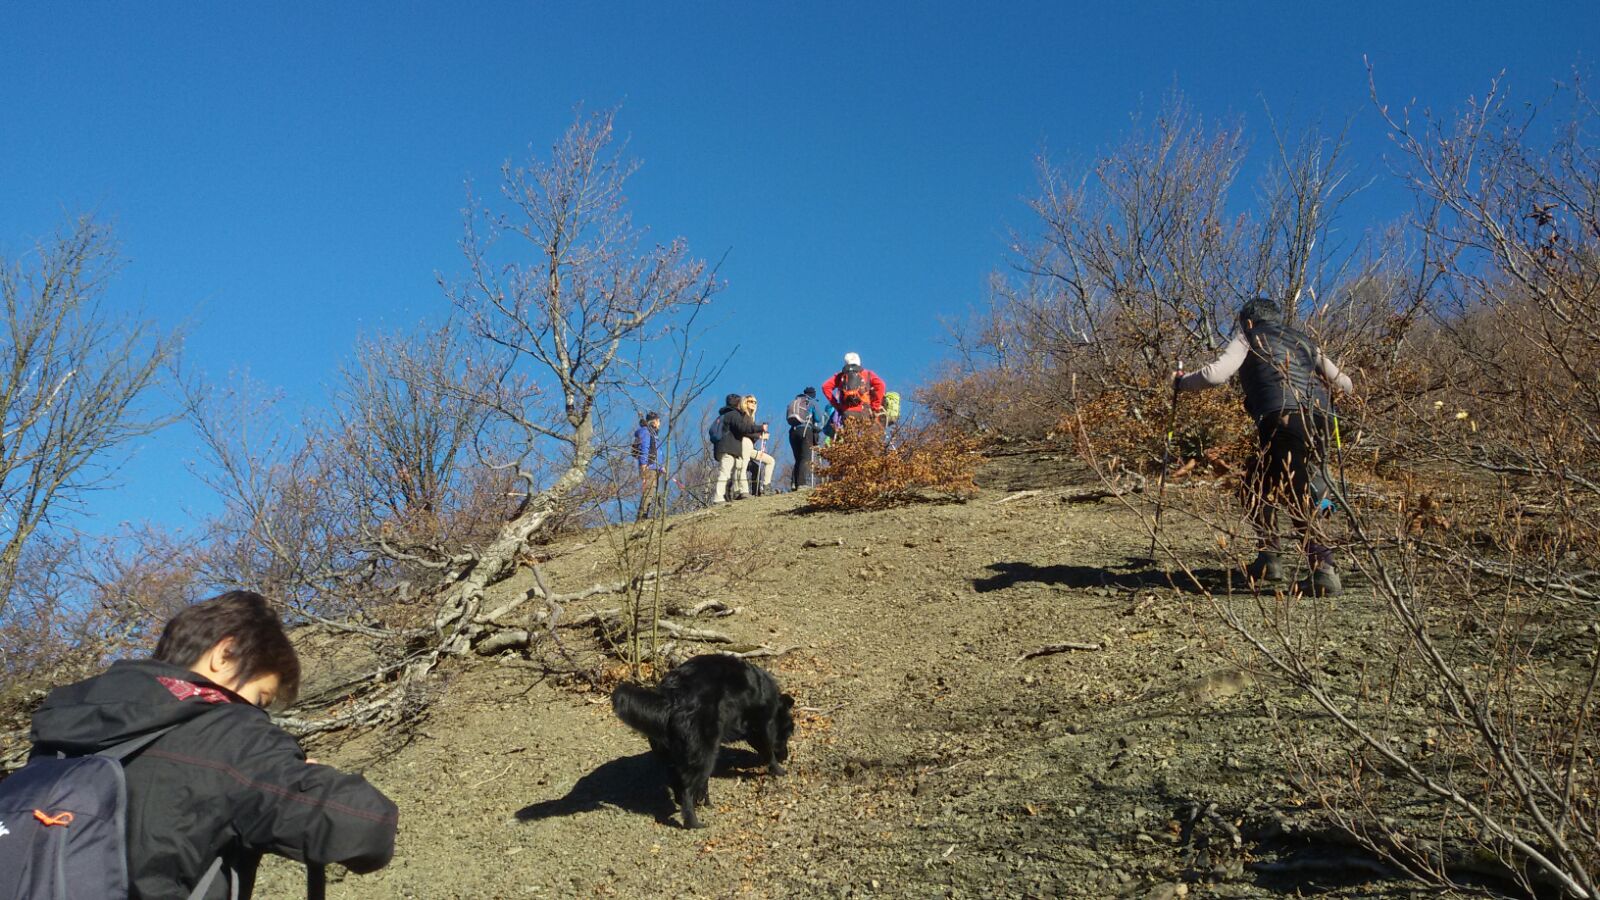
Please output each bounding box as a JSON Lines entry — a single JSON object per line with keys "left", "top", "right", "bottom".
{"left": 2, "top": 2, "right": 1594, "bottom": 534}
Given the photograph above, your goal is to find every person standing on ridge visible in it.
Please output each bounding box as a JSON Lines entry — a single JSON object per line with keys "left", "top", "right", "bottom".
{"left": 822, "top": 352, "right": 886, "bottom": 429}
{"left": 740, "top": 395, "right": 776, "bottom": 496}
{"left": 633, "top": 411, "right": 664, "bottom": 520}
{"left": 711, "top": 392, "right": 763, "bottom": 504}
{"left": 786, "top": 386, "right": 825, "bottom": 489}
{"left": 1175, "top": 297, "right": 1355, "bottom": 596}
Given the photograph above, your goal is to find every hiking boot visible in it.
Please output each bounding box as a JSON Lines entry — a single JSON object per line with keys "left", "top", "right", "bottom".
{"left": 1245, "top": 551, "right": 1284, "bottom": 583}
{"left": 1309, "top": 565, "right": 1343, "bottom": 597}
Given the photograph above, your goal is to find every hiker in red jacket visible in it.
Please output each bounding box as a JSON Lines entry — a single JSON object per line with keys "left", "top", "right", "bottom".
{"left": 821, "top": 352, "right": 886, "bottom": 428}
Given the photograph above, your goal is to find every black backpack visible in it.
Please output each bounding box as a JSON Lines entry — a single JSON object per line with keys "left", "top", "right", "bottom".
{"left": 836, "top": 365, "right": 870, "bottom": 411}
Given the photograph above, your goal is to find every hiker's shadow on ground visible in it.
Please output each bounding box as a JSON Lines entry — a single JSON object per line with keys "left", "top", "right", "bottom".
{"left": 514, "top": 748, "right": 772, "bottom": 825}
{"left": 973, "top": 557, "right": 1238, "bottom": 596}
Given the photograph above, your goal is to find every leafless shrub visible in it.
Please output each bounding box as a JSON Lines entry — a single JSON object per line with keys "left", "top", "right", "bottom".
{"left": 104, "top": 108, "right": 726, "bottom": 732}
{"left": 930, "top": 93, "right": 1390, "bottom": 475}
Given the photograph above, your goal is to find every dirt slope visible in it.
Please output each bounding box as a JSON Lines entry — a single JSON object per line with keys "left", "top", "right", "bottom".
{"left": 258, "top": 450, "right": 1451, "bottom": 899}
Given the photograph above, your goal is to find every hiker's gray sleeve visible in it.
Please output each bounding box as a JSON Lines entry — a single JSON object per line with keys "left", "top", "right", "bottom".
{"left": 1176, "top": 333, "right": 1247, "bottom": 392}
{"left": 1316, "top": 350, "right": 1354, "bottom": 395}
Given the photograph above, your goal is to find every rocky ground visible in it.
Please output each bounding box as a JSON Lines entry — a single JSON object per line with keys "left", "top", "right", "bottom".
{"left": 253, "top": 449, "right": 1475, "bottom": 899}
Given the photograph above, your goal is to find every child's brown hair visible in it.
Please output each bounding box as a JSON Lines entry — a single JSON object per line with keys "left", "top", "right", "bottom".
{"left": 153, "top": 591, "right": 301, "bottom": 704}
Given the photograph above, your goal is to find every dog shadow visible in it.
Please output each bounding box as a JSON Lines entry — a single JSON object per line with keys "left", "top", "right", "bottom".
{"left": 514, "top": 748, "right": 773, "bottom": 825}
{"left": 515, "top": 752, "right": 675, "bottom": 824}
{"left": 973, "top": 557, "right": 1240, "bottom": 596}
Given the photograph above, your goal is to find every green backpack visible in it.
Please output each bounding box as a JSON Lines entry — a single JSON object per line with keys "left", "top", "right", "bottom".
{"left": 883, "top": 391, "right": 901, "bottom": 421}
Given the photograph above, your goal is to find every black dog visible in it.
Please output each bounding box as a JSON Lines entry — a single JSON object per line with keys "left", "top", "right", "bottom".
{"left": 611, "top": 654, "right": 795, "bottom": 828}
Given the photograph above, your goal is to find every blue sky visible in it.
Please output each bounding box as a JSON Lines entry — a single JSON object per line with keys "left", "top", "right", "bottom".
{"left": 2, "top": 2, "right": 1594, "bottom": 533}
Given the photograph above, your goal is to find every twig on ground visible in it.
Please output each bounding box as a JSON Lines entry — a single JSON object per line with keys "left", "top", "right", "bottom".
{"left": 467, "top": 761, "right": 515, "bottom": 791}
{"left": 719, "top": 644, "right": 797, "bottom": 659}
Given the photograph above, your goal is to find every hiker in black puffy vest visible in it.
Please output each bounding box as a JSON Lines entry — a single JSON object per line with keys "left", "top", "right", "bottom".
{"left": 711, "top": 392, "right": 764, "bottom": 503}
{"left": 23, "top": 591, "right": 398, "bottom": 899}
{"left": 1175, "top": 298, "right": 1354, "bottom": 596}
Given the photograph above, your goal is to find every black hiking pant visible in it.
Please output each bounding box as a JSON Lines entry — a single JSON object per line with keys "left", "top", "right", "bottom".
{"left": 1244, "top": 408, "right": 1334, "bottom": 565}
{"left": 789, "top": 425, "right": 814, "bottom": 488}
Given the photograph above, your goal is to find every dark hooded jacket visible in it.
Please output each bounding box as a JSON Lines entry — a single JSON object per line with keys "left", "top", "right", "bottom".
{"left": 28, "top": 659, "right": 398, "bottom": 899}
{"left": 713, "top": 395, "right": 763, "bottom": 459}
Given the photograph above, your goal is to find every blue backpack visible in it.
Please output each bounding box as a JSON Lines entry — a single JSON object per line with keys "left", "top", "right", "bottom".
{"left": 4, "top": 720, "right": 337, "bottom": 900}
{"left": 0, "top": 724, "right": 241, "bottom": 899}
{"left": 707, "top": 414, "right": 726, "bottom": 446}
{"left": 0, "top": 719, "right": 327, "bottom": 900}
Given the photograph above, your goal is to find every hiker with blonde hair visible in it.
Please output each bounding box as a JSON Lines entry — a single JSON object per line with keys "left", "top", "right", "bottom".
{"left": 741, "top": 395, "right": 776, "bottom": 496}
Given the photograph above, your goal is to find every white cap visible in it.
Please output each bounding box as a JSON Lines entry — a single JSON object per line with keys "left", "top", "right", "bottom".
{"left": 843, "top": 352, "right": 861, "bottom": 366}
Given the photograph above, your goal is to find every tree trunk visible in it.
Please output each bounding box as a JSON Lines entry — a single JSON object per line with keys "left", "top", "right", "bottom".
{"left": 432, "top": 416, "right": 594, "bottom": 656}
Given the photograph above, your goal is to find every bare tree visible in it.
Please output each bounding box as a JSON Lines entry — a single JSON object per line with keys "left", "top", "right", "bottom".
{"left": 0, "top": 216, "right": 178, "bottom": 615}
{"left": 944, "top": 93, "right": 1367, "bottom": 474}
{"left": 406, "top": 107, "right": 719, "bottom": 661}
{"left": 334, "top": 322, "right": 490, "bottom": 525}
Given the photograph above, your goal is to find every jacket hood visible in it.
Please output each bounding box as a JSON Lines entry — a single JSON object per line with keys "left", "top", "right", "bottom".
{"left": 718, "top": 405, "right": 737, "bottom": 415}
{"left": 29, "top": 658, "right": 255, "bottom": 754}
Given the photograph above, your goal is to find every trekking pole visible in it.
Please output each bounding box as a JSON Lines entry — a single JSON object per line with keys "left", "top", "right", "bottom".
{"left": 308, "top": 864, "right": 326, "bottom": 900}
{"left": 1331, "top": 399, "right": 1349, "bottom": 509}
{"left": 1149, "top": 364, "right": 1183, "bottom": 562}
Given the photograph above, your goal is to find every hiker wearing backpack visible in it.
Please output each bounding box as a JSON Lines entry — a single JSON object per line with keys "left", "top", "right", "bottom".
{"left": 4, "top": 590, "right": 397, "bottom": 900}
{"left": 786, "top": 386, "right": 825, "bottom": 489}
{"left": 1175, "top": 297, "right": 1355, "bottom": 596}
{"left": 634, "top": 411, "right": 664, "bottom": 519}
{"left": 821, "top": 352, "right": 886, "bottom": 429}
{"left": 710, "top": 392, "right": 763, "bottom": 503}
{"left": 740, "top": 395, "right": 776, "bottom": 496}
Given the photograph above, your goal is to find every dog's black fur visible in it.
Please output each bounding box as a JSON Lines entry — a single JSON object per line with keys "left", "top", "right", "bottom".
{"left": 611, "top": 654, "right": 795, "bottom": 828}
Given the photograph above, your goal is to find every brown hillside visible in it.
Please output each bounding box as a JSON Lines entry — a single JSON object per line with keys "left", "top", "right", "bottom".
{"left": 245, "top": 450, "right": 1456, "bottom": 898}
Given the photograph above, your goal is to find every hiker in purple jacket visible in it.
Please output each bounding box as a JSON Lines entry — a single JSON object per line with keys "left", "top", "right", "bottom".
{"left": 633, "top": 411, "right": 664, "bottom": 519}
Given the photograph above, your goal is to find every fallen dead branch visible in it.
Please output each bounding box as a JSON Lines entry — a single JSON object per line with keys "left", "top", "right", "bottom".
{"left": 665, "top": 510, "right": 716, "bottom": 533}
{"left": 655, "top": 620, "right": 733, "bottom": 643}
{"left": 685, "top": 599, "right": 739, "bottom": 618}
{"left": 719, "top": 644, "right": 797, "bottom": 660}
{"left": 802, "top": 538, "right": 845, "bottom": 549}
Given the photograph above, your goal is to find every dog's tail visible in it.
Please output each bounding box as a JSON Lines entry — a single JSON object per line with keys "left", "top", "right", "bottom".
{"left": 612, "top": 682, "right": 671, "bottom": 739}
